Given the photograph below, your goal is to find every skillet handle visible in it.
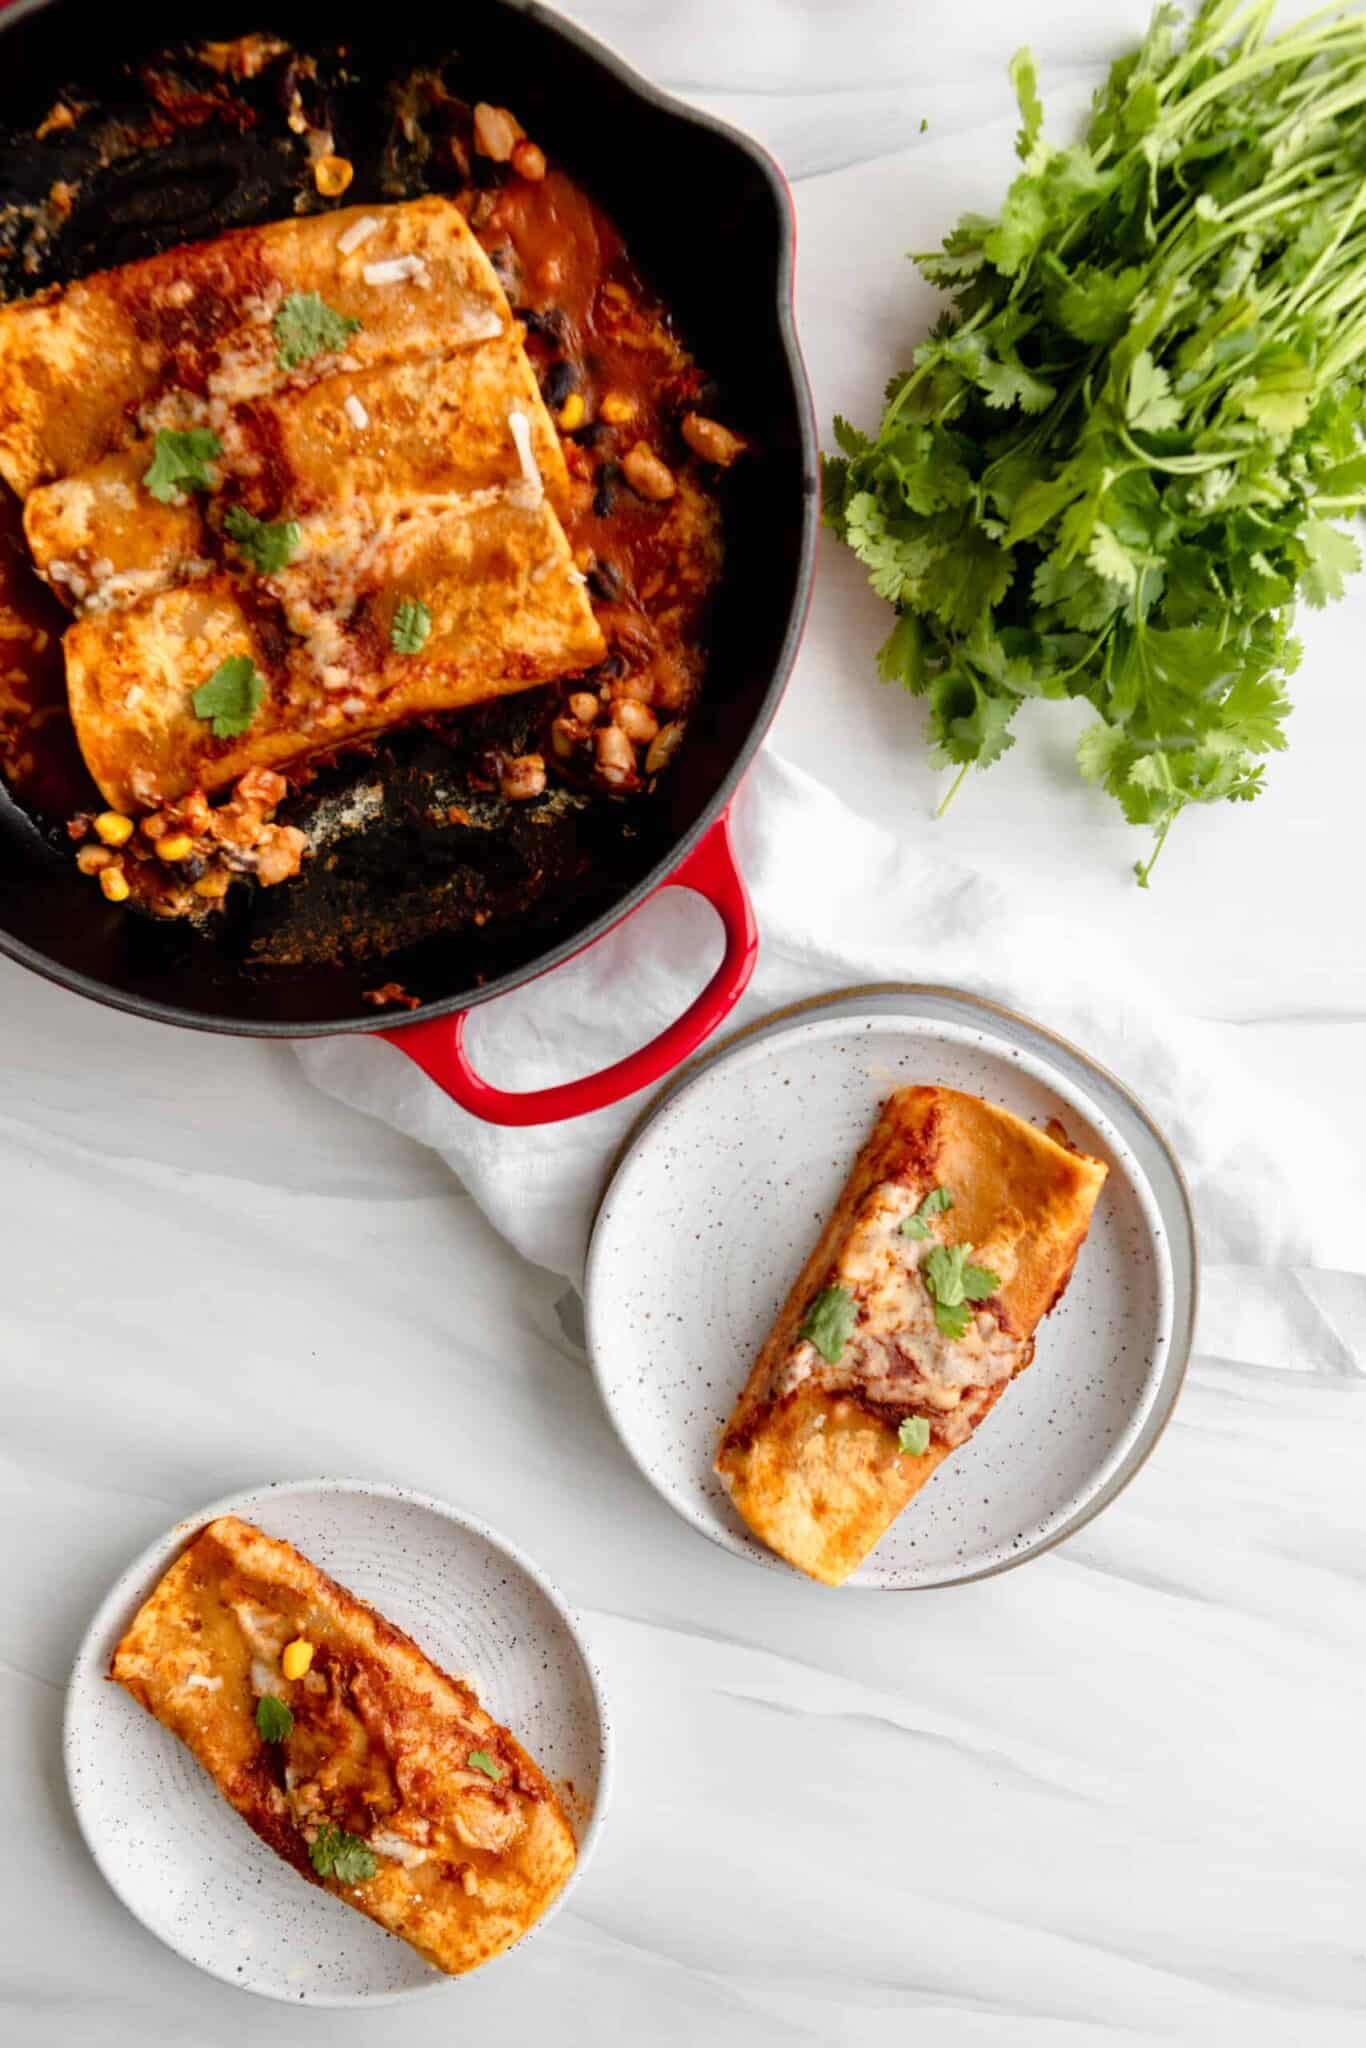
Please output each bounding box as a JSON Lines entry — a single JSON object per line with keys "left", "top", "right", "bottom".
{"left": 379, "top": 811, "right": 757, "bottom": 1126}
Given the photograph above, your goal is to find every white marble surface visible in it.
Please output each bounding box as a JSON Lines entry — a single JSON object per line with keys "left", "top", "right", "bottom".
{"left": 2, "top": 4, "right": 1363, "bottom": 2043}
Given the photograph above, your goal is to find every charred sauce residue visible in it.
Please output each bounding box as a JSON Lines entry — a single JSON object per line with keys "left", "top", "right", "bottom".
{"left": 0, "top": 41, "right": 740, "bottom": 954}
{"left": 0, "top": 489, "right": 94, "bottom": 818}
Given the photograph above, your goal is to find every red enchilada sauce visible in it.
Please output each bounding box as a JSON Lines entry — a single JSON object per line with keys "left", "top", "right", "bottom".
{"left": 0, "top": 92, "right": 741, "bottom": 924}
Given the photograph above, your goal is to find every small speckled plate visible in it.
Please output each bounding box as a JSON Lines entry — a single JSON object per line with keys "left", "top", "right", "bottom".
{"left": 585, "top": 987, "right": 1193, "bottom": 1589}
{"left": 64, "top": 1478, "right": 611, "bottom": 2005}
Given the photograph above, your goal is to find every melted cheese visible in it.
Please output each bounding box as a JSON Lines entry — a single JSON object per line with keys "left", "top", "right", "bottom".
{"left": 770, "top": 1181, "right": 1023, "bottom": 1448}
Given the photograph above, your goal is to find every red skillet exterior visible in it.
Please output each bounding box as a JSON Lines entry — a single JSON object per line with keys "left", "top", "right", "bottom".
{"left": 0, "top": 0, "right": 819, "bottom": 1121}
{"left": 384, "top": 807, "right": 758, "bottom": 1124}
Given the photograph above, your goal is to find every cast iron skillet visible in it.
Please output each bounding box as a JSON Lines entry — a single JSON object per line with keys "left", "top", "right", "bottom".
{"left": 0, "top": 0, "right": 818, "bottom": 1120}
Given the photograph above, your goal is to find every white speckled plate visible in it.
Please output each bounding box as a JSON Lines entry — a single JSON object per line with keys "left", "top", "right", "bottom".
{"left": 64, "top": 1479, "right": 611, "bottom": 2005}
{"left": 586, "top": 988, "right": 1192, "bottom": 1589}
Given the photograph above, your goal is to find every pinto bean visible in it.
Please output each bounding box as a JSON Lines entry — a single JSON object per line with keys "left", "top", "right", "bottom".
{"left": 473, "top": 102, "right": 523, "bottom": 162}
{"left": 612, "top": 699, "right": 658, "bottom": 744}
{"left": 681, "top": 412, "right": 746, "bottom": 466}
{"left": 621, "top": 440, "right": 677, "bottom": 502}
{"left": 594, "top": 723, "right": 636, "bottom": 785}
{"left": 500, "top": 753, "right": 547, "bottom": 800}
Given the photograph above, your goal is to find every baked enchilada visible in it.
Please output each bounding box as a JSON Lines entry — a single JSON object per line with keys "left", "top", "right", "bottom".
{"left": 716, "top": 1086, "right": 1108, "bottom": 1585}
{"left": 0, "top": 61, "right": 741, "bottom": 934}
{"left": 111, "top": 1514, "right": 576, "bottom": 1976}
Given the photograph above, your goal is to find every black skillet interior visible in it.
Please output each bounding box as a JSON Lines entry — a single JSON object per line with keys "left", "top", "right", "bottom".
{"left": 0, "top": 0, "right": 816, "bottom": 1031}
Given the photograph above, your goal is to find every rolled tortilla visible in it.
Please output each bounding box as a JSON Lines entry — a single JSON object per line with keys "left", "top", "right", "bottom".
{"left": 715, "top": 1084, "right": 1108, "bottom": 1586}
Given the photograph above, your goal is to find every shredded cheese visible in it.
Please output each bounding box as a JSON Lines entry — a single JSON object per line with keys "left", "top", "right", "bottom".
{"left": 184, "top": 1672, "right": 223, "bottom": 1692}
{"left": 337, "top": 214, "right": 381, "bottom": 256}
{"left": 343, "top": 394, "right": 370, "bottom": 430}
{"left": 363, "top": 253, "right": 431, "bottom": 288}
{"left": 507, "top": 408, "right": 543, "bottom": 502}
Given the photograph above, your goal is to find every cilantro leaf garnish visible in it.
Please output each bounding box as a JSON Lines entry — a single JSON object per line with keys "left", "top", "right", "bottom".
{"left": 255, "top": 1695, "right": 293, "bottom": 1742}
{"left": 900, "top": 1185, "right": 954, "bottom": 1239}
{"left": 192, "top": 654, "right": 266, "bottom": 738}
{"left": 143, "top": 428, "right": 222, "bottom": 503}
{"left": 274, "top": 291, "right": 361, "bottom": 371}
{"left": 390, "top": 595, "right": 431, "bottom": 654}
{"left": 822, "top": 6, "right": 1366, "bottom": 881}
{"left": 923, "top": 1243, "right": 1000, "bottom": 1341}
{"left": 798, "top": 1284, "right": 857, "bottom": 1365}
{"left": 223, "top": 503, "right": 301, "bottom": 574}
{"left": 897, "top": 1415, "right": 931, "bottom": 1456}
{"left": 309, "top": 1822, "right": 377, "bottom": 1884}
{"left": 468, "top": 1748, "right": 504, "bottom": 1781}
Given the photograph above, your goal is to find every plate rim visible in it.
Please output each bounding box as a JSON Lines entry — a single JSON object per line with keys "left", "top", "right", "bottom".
{"left": 585, "top": 983, "right": 1197, "bottom": 1591}
{"left": 62, "top": 1475, "right": 613, "bottom": 2008}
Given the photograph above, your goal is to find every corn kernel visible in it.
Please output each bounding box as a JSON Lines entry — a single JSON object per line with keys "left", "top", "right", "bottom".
{"left": 314, "top": 154, "right": 353, "bottom": 198}
{"left": 157, "top": 834, "right": 195, "bottom": 863}
{"left": 141, "top": 813, "right": 168, "bottom": 841}
{"left": 557, "top": 391, "right": 586, "bottom": 432}
{"left": 94, "top": 811, "right": 134, "bottom": 847}
{"left": 599, "top": 393, "right": 636, "bottom": 425}
{"left": 99, "top": 866, "right": 130, "bottom": 903}
{"left": 193, "top": 871, "right": 231, "bottom": 900}
{"left": 281, "top": 1638, "right": 314, "bottom": 1681}
{"left": 76, "top": 845, "right": 113, "bottom": 875}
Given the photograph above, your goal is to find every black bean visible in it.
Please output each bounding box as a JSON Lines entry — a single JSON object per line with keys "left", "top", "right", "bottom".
{"left": 182, "top": 854, "right": 208, "bottom": 882}
{"left": 573, "top": 420, "right": 611, "bottom": 449}
{"left": 518, "top": 305, "right": 568, "bottom": 344}
{"left": 588, "top": 558, "right": 623, "bottom": 601}
{"left": 487, "top": 241, "right": 520, "bottom": 290}
{"left": 594, "top": 462, "right": 621, "bottom": 518}
{"left": 541, "top": 358, "right": 581, "bottom": 409}
{"left": 473, "top": 155, "right": 512, "bottom": 191}
{"left": 595, "top": 655, "right": 626, "bottom": 681}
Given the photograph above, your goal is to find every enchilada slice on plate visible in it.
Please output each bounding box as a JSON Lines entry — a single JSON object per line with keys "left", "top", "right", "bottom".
{"left": 715, "top": 1085, "right": 1108, "bottom": 1586}
{"left": 110, "top": 1513, "right": 577, "bottom": 1979}
{"left": 0, "top": 197, "right": 509, "bottom": 497}
{"left": 65, "top": 492, "right": 604, "bottom": 810}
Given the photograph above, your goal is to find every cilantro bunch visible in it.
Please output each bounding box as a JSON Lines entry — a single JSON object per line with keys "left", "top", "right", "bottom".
{"left": 823, "top": 0, "right": 1366, "bottom": 882}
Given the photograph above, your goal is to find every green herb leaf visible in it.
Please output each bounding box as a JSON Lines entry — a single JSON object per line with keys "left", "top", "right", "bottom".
{"left": 223, "top": 503, "right": 301, "bottom": 574}
{"left": 824, "top": 3, "right": 1366, "bottom": 881}
{"left": 923, "top": 1242, "right": 1000, "bottom": 1340}
{"left": 932, "top": 1297, "right": 974, "bottom": 1341}
{"left": 274, "top": 291, "right": 362, "bottom": 371}
{"left": 309, "top": 1821, "right": 377, "bottom": 1884}
{"left": 900, "top": 1185, "right": 954, "bottom": 1239}
{"left": 390, "top": 595, "right": 432, "bottom": 654}
{"left": 1008, "top": 49, "right": 1045, "bottom": 165}
{"left": 468, "top": 1749, "right": 504, "bottom": 1781}
{"left": 897, "top": 1415, "right": 932, "bottom": 1456}
{"left": 192, "top": 654, "right": 266, "bottom": 738}
{"left": 143, "top": 428, "right": 222, "bottom": 503}
{"left": 798, "top": 1285, "right": 858, "bottom": 1365}
{"left": 1126, "top": 350, "right": 1181, "bottom": 435}
{"left": 255, "top": 1695, "right": 294, "bottom": 1742}
{"left": 924, "top": 1242, "right": 1000, "bottom": 1307}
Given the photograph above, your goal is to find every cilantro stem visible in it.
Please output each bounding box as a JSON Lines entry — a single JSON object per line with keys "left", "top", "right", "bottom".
{"left": 878, "top": 305, "right": 991, "bottom": 443}
{"left": 1115, "top": 424, "right": 1248, "bottom": 474}
{"left": 935, "top": 761, "right": 971, "bottom": 817}
{"left": 1153, "top": 22, "right": 1366, "bottom": 143}
{"left": 1134, "top": 814, "right": 1173, "bottom": 890}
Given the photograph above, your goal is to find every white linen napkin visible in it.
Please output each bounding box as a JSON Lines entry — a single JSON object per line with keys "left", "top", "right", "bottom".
{"left": 296, "top": 750, "right": 1364, "bottom": 1379}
